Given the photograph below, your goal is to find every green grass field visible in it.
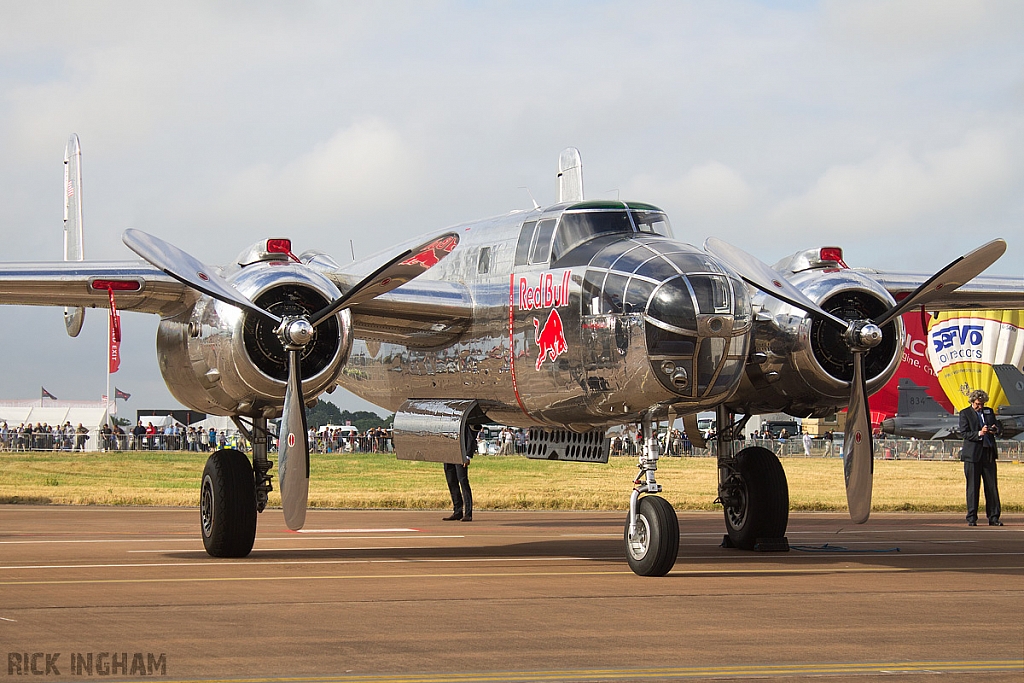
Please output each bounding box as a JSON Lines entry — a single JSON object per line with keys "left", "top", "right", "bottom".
{"left": 0, "top": 450, "right": 1020, "bottom": 513}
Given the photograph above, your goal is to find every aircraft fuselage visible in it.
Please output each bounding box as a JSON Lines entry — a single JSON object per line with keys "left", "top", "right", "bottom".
{"left": 338, "top": 201, "right": 752, "bottom": 429}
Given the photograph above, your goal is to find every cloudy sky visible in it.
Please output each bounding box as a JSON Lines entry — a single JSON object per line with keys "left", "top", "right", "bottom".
{"left": 1, "top": 1, "right": 1022, "bottom": 415}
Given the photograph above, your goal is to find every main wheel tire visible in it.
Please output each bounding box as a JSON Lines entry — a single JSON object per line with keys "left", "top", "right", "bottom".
{"left": 200, "top": 448, "right": 257, "bottom": 557}
{"left": 723, "top": 446, "right": 789, "bottom": 550}
{"left": 624, "top": 495, "right": 679, "bottom": 577}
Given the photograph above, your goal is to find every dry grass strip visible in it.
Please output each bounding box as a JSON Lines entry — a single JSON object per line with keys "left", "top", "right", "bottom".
{"left": 0, "top": 450, "right": 1020, "bottom": 512}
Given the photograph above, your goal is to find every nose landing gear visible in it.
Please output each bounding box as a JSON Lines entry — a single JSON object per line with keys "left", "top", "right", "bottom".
{"left": 624, "top": 414, "right": 679, "bottom": 576}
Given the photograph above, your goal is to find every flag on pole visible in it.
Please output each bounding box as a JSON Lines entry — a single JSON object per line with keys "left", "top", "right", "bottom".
{"left": 108, "top": 310, "right": 121, "bottom": 373}
{"left": 41, "top": 387, "right": 57, "bottom": 401}
{"left": 115, "top": 388, "right": 131, "bottom": 401}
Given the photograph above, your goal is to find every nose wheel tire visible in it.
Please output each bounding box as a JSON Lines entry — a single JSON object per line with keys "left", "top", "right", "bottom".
{"left": 624, "top": 495, "right": 679, "bottom": 577}
{"left": 201, "top": 448, "right": 257, "bottom": 558}
{"left": 723, "top": 446, "right": 789, "bottom": 550}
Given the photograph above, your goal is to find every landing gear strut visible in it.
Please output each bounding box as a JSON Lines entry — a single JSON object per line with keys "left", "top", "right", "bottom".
{"left": 715, "top": 408, "right": 789, "bottom": 550}
{"left": 624, "top": 413, "right": 679, "bottom": 576}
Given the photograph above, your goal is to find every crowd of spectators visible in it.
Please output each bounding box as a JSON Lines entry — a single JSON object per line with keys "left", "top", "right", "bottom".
{"left": 310, "top": 426, "right": 392, "bottom": 453}
{"left": 0, "top": 419, "right": 241, "bottom": 452}
{"left": 0, "top": 421, "right": 92, "bottom": 452}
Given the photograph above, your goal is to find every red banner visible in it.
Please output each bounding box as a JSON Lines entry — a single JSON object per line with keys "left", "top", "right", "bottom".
{"left": 109, "top": 311, "right": 121, "bottom": 373}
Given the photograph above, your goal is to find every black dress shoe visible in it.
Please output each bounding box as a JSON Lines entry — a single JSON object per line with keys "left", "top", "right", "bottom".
{"left": 460, "top": 516, "right": 473, "bottom": 522}
{"left": 442, "top": 514, "right": 463, "bottom": 521}
{"left": 967, "top": 521, "right": 977, "bottom": 526}
{"left": 989, "top": 520, "right": 1004, "bottom": 526}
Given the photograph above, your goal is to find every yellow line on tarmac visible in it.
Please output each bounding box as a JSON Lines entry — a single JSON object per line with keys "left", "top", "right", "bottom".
{"left": 1, "top": 564, "right": 1023, "bottom": 587}
{"left": 119, "top": 659, "right": 1024, "bottom": 682}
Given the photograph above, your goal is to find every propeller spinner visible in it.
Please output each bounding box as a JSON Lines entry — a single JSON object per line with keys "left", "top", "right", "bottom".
{"left": 705, "top": 237, "right": 1006, "bottom": 524}
{"left": 124, "top": 229, "right": 459, "bottom": 529}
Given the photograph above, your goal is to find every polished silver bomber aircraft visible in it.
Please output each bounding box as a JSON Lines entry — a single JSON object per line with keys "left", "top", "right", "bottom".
{"left": 2, "top": 141, "right": 1022, "bottom": 577}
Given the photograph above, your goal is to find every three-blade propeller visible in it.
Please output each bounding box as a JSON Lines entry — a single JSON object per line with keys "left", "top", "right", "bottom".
{"left": 705, "top": 237, "right": 1005, "bottom": 524}
{"left": 124, "top": 229, "right": 459, "bottom": 529}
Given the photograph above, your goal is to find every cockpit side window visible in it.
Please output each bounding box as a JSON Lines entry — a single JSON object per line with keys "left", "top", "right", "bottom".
{"left": 630, "top": 210, "right": 673, "bottom": 237}
{"left": 529, "top": 218, "right": 557, "bottom": 265}
{"left": 514, "top": 221, "right": 537, "bottom": 266}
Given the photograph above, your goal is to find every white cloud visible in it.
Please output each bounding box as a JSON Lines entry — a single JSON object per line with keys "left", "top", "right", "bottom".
{"left": 626, "top": 161, "right": 753, "bottom": 222}
{"left": 769, "top": 129, "right": 1019, "bottom": 236}
{"left": 824, "top": 0, "right": 1024, "bottom": 52}
{"left": 214, "top": 120, "right": 422, "bottom": 228}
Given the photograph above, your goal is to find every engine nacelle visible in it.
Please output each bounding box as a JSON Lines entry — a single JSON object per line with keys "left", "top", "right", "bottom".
{"left": 726, "top": 267, "right": 903, "bottom": 418}
{"left": 156, "top": 261, "right": 351, "bottom": 417}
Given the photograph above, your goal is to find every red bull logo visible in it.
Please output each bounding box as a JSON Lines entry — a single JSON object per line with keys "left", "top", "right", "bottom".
{"left": 534, "top": 308, "right": 568, "bottom": 370}
{"left": 400, "top": 235, "right": 458, "bottom": 268}
{"left": 518, "top": 271, "right": 571, "bottom": 311}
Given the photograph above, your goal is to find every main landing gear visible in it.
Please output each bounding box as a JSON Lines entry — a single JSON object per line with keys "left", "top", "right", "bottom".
{"left": 624, "top": 414, "right": 679, "bottom": 576}
{"left": 199, "top": 416, "right": 271, "bottom": 558}
{"left": 715, "top": 410, "right": 789, "bottom": 550}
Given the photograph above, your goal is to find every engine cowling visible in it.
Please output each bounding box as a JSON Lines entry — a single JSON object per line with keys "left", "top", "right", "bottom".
{"left": 156, "top": 261, "right": 351, "bottom": 417}
{"left": 726, "top": 268, "right": 904, "bottom": 418}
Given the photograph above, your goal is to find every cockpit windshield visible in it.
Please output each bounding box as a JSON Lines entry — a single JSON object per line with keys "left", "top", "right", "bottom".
{"left": 516, "top": 202, "right": 675, "bottom": 267}
{"left": 551, "top": 211, "right": 633, "bottom": 262}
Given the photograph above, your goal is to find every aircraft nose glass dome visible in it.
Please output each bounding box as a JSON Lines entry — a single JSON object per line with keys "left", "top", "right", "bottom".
{"left": 583, "top": 238, "right": 749, "bottom": 399}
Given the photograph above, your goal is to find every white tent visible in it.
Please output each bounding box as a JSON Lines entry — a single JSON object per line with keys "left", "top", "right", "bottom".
{"left": 189, "top": 415, "right": 237, "bottom": 432}
{"left": 0, "top": 401, "right": 111, "bottom": 451}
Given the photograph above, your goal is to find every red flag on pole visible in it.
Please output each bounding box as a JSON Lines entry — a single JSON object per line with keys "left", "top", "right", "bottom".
{"left": 108, "top": 310, "right": 121, "bottom": 373}
{"left": 108, "top": 286, "right": 121, "bottom": 373}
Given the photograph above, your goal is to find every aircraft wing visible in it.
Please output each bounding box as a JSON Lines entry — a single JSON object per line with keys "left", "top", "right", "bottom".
{"left": 345, "top": 279, "right": 474, "bottom": 349}
{"left": 301, "top": 228, "right": 475, "bottom": 349}
{"left": 0, "top": 260, "right": 194, "bottom": 316}
{"left": 858, "top": 270, "right": 1024, "bottom": 310}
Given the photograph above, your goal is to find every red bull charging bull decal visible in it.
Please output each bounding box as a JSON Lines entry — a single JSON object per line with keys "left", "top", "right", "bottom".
{"left": 400, "top": 235, "right": 458, "bottom": 269}
{"left": 534, "top": 308, "right": 567, "bottom": 370}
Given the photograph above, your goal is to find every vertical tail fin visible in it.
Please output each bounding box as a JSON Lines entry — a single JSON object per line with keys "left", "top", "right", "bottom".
{"left": 557, "top": 147, "right": 584, "bottom": 203}
{"left": 896, "top": 378, "right": 951, "bottom": 416}
{"left": 993, "top": 365, "right": 1024, "bottom": 408}
{"left": 63, "top": 133, "right": 85, "bottom": 337}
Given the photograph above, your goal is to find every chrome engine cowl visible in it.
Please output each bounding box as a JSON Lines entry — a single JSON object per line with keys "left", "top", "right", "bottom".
{"left": 156, "top": 262, "right": 351, "bottom": 417}
{"left": 727, "top": 268, "right": 904, "bottom": 417}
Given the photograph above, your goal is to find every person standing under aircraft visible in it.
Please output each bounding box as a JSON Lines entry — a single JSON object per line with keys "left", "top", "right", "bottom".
{"left": 958, "top": 390, "right": 1003, "bottom": 526}
{"left": 443, "top": 425, "right": 478, "bottom": 522}
{"left": 802, "top": 431, "right": 813, "bottom": 456}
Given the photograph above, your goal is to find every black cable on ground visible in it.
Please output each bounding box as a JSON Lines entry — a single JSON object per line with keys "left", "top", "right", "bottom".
{"left": 790, "top": 543, "right": 900, "bottom": 553}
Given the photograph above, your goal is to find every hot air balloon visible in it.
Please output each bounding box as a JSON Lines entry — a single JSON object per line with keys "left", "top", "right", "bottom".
{"left": 927, "top": 309, "right": 1024, "bottom": 411}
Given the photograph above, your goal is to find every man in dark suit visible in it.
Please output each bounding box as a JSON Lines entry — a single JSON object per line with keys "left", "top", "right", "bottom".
{"left": 442, "top": 424, "right": 478, "bottom": 522}
{"left": 958, "top": 389, "right": 1003, "bottom": 526}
